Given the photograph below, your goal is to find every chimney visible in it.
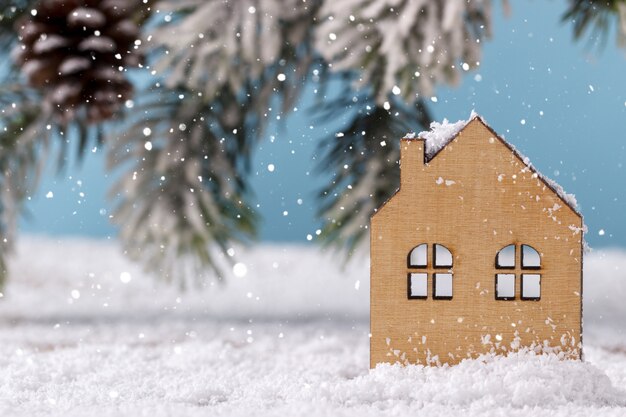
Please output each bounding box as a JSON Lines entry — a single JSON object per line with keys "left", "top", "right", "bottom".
{"left": 400, "top": 137, "right": 425, "bottom": 188}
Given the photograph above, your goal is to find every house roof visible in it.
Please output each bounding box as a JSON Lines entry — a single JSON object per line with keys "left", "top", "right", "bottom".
{"left": 404, "top": 112, "right": 582, "bottom": 217}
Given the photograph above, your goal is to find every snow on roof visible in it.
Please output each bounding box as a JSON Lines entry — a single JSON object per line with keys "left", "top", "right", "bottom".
{"left": 404, "top": 111, "right": 581, "bottom": 216}
{"left": 415, "top": 110, "right": 479, "bottom": 159}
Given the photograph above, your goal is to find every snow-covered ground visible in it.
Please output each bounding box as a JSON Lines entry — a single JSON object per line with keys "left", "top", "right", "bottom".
{"left": 0, "top": 236, "right": 625, "bottom": 416}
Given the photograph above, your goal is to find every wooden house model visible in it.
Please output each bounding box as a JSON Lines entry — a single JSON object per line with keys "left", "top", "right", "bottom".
{"left": 370, "top": 114, "right": 584, "bottom": 367}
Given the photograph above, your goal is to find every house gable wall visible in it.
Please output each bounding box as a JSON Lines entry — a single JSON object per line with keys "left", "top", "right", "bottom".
{"left": 370, "top": 120, "right": 583, "bottom": 367}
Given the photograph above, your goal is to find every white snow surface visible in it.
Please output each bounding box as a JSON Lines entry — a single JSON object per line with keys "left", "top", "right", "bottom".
{"left": 0, "top": 236, "right": 625, "bottom": 416}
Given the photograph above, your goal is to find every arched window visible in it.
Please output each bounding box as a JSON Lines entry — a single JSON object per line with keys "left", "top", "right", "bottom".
{"left": 407, "top": 244, "right": 454, "bottom": 300}
{"left": 495, "top": 244, "right": 541, "bottom": 301}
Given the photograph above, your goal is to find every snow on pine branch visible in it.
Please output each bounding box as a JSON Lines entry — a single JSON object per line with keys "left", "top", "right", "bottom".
{"left": 316, "top": 0, "right": 492, "bottom": 104}
{"left": 150, "top": 0, "right": 313, "bottom": 100}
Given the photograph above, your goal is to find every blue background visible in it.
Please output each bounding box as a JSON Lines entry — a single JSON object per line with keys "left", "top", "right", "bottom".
{"left": 21, "top": 1, "right": 626, "bottom": 248}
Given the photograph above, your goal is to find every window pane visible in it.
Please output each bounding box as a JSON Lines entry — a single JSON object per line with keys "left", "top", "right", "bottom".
{"left": 522, "top": 245, "right": 541, "bottom": 268}
{"left": 434, "top": 244, "right": 453, "bottom": 267}
{"left": 522, "top": 274, "right": 541, "bottom": 300}
{"left": 409, "top": 244, "right": 427, "bottom": 267}
{"left": 434, "top": 273, "right": 453, "bottom": 299}
{"left": 409, "top": 273, "right": 428, "bottom": 298}
{"left": 496, "top": 274, "right": 515, "bottom": 299}
{"left": 496, "top": 244, "right": 515, "bottom": 268}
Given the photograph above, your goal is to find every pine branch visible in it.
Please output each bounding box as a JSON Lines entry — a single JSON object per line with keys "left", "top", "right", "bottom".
{"left": 0, "top": 81, "right": 53, "bottom": 287}
{"left": 315, "top": 86, "right": 432, "bottom": 253}
{"left": 148, "top": 0, "right": 322, "bottom": 126}
{"left": 0, "top": 80, "right": 120, "bottom": 288}
{"left": 315, "top": 0, "right": 493, "bottom": 104}
{"left": 563, "top": 0, "right": 626, "bottom": 49}
{"left": 0, "top": 0, "right": 115, "bottom": 287}
{"left": 107, "top": 87, "right": 258, "bottom": 286}
{"left": 107, "top": 0, "right": 324, "bottom": 284}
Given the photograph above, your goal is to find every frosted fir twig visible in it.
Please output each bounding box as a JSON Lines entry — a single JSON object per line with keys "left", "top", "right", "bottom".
{"left": 107, "top": 88, "right": 258, "bottom": 286}
{"left": 315, "top": 0, "right": 492, "bottom": 104}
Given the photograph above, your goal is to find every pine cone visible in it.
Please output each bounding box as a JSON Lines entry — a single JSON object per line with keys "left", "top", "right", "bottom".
{"left": 13, "top": 0, "right": 143, "bottom": 124}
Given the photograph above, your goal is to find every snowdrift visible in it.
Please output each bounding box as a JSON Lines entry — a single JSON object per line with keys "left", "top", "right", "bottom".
{"left": 0, "top": 237, "right": 624, "bottom": 416}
